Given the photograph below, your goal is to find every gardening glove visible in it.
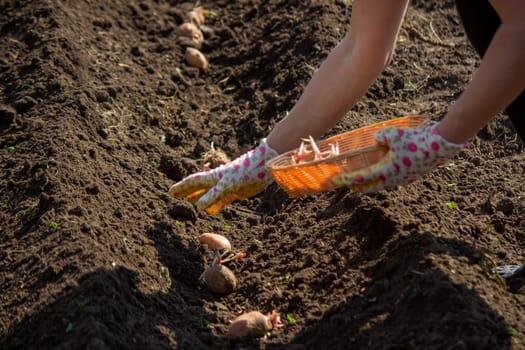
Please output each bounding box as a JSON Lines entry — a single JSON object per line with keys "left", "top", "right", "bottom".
{"left": 168, "top": 139, "right": 279, "bottom": 214}
{"left": 332, "top": 123, "right": 467, "bottom": 193}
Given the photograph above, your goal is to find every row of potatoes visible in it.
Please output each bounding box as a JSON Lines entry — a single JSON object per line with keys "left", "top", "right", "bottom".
{"left": 177, "top": 7, "right": 285, "bottom": 341}
{"left": 175, "top": 6, "right": 209, "bottom": 71}
{"left": 197, "top": 233, "right": 284, "bottom": 339}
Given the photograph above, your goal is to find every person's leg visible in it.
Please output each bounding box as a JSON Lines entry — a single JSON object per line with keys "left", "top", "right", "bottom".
{"left": 456, "top": 0, "right": 525, "bottom": 141}
{"left": 505, "top": 96, "right": 525, "bottom": 142}
{"left": 455, "top": 0, "right": 499, "bottom": 56}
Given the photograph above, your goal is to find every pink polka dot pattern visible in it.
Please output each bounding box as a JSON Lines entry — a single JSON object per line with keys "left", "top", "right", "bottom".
{"left": 332, "top": 123, "right": 467, "bottom": 193}
{"left": 168, "top": 139, "right": 279, "bottom": 212}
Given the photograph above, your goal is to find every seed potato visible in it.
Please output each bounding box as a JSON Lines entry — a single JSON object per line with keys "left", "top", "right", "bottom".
{"left": 185, "top": 47, "right": 208, "bottom": 71}
{"left": 227, "top": 311, "right": 275, "bottom": 339}
{"left": 203, "top": 264, "right": 237, "bottom": 294}
{"left": 198, "top": 233, "right": 231, "bottom": 252}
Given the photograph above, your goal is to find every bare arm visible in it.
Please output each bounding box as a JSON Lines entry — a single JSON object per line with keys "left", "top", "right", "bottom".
{"left": 438, "top": 0, "right": 525, "bottom": 143}
{"left": 266, "top": 0, "right": 409, "bottom": 153}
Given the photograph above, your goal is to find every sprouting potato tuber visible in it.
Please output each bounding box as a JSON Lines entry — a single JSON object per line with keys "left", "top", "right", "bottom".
{"left": 202, "top": 145, "right": 231, "bottom": 170}
{"left": 227, "top": 310, "right": 283, "bottom": 339}
{"left": 185, "top": 47, "right": 208, "bottom": 71}
{"left": 203, "top": 264, "right": 237, "bottom": 294}
{"left": 291, "top": 136, "right": 340, "bottom": 164}
{"left": 198, "top": 233, "right": 232, "bottom": 253}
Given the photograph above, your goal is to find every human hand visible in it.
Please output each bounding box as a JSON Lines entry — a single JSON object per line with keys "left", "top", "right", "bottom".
{"left": 332, "top": 123, "right": 467, "bottom": 193}
{"left": 168, "top": 140, "right": 279, "bottom": 214}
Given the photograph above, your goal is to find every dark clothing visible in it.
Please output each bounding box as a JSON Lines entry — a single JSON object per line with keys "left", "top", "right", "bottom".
{"left": 455, "top": 0, "right": 525, "bottom": 141}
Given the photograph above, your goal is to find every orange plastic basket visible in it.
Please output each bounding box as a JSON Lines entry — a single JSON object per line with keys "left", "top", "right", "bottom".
{"left": 266, "top": 115, "right": 426, "bottom": 197}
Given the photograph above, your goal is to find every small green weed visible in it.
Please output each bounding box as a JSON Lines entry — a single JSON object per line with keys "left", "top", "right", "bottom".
{"left": 508, "top": 326, "right": 518, "bottom": 337}
{"left": 159, "top": 266, "right": 172, "bottom": 289}
{"left": 47, "top": 221, "right": 59, "bottom": 229}
{"left": 66, "top": 323, "right": 74, "bottom": 333}
{"left": 286, "top": 314, "right": 297, "bottom": 324}
{"left": 25, "top": 205, "right": 35, "bottom": 215}
{"left": 446, "top": 201, "right": 458, "bottom": 209}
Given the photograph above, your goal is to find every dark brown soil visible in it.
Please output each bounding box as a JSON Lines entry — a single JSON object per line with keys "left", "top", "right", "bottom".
{"left": 1, "top": 1, "right": 524, "bottom": 349}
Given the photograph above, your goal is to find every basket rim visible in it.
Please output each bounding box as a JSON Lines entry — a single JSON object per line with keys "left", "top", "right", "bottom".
{"left": 266, "top": 144, "right": 388, "bottom": 171}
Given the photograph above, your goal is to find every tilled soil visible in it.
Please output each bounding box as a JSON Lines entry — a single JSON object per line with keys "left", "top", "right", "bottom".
{"left": 1, "top": 1, "right": 524, "bottom": 349}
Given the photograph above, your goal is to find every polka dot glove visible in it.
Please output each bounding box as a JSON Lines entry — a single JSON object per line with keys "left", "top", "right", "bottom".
{"left": 168, "top": 139, "right": 279, "bottom": 214}
{"left": 332, "top": 123, "right": 467, "bottom": 193}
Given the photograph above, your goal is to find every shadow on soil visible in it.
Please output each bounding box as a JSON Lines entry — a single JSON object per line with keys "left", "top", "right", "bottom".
{"left": 268, "top": 231, "right": 514, "bottom": 350}
{"left": 1, "top": 229, "right": 514, "bottom": 350}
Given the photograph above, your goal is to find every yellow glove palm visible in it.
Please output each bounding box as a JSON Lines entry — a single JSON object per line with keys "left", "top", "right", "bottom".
{"left": 168, "top": 140, "right": 278, "bottom": 214}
